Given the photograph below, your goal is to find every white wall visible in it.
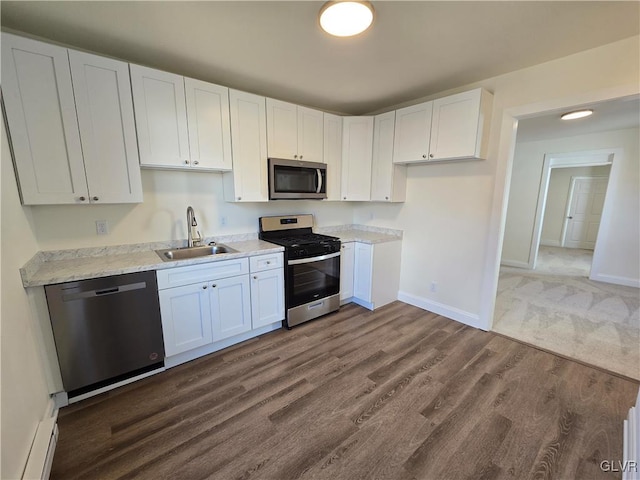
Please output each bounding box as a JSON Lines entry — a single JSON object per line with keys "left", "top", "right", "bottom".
{"left": 540, "top": 165, "right": 611, "bottom": 246}
{"left": 503, "top": 128, "right": 638, "bottom": 276}
{"left": 354, "top": 36, "right": 639, "bottom": 328}
{"left": 30, "top": 170, "right": 355, "bottom": 251}
{"left": 1, "top": 122, "right": 51, "bottom": 479}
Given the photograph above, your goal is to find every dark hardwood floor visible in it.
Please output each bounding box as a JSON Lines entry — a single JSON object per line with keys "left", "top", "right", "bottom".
{"left": 51, "top": 301, "right": 639, "bottom": 480}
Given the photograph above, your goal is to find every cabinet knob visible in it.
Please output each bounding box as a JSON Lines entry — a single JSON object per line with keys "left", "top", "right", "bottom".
{"left": 343, "top": 197, "right": 347, "bottom": 200}
{"left": 429, "top": 153, "right": 434, "bottom": 158}
{"left": 253, "top": 275, "right": 258, "bottom": 280}
{"left": 266, "top": 261, "right": 271, "bottom": 265}
{"left": 211, "top": 284, "right": 217, "bottom": 288}
{"left": 184, "top": 160, "right": 190, "bottom": 165}
{"left": 92, "top": 196, "right": 99, "bottom": 201}
{"left": 237, "top": 197, "right": 242, "bottom": 201}
{"left": 299, "top": 155, "right": 303, "bottom": 159}
{"left": 78, "top": 196, "right": 86, "bottom": 202}
{"left": 194, "top": 160, "right": 199, "bottom": 165}
{"left": 422, "top": 154, "right": 427, "bottom": 159}
{"left": 385, "top": 196, "right": 389, "bottom": 200}
{"left": 202, "top": 285, "right": 207, "bottom": 289}
{"left": 294, "top": 154, "right": 298, "bottom": 159}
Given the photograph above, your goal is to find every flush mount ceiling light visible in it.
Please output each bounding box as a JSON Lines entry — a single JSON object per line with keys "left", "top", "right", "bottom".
{"left": 560, "top": 109, "right": 594, "bottom": 120}
{"left": 319, "top": 1, "right": 375, "bottom": 37}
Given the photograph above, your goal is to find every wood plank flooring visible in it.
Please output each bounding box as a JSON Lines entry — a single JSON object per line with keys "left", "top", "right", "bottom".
{"left": 51, "top": 301, "right": 639, "bottom": 480}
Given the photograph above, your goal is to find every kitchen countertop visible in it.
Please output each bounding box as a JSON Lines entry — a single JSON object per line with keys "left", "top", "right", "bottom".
{"left": 21, "top": 239, "right": 283, "bottom": 287}
{"left": 316, "top": 225, "right": 403, "bottom": 244}
{"left": 21, "top": 224, "right": 402, "bottom": 288}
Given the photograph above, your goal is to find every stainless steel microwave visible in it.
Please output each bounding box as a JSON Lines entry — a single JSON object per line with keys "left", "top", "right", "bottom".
{"left": 268, "top": 158, "right": 327, "bottom": 200}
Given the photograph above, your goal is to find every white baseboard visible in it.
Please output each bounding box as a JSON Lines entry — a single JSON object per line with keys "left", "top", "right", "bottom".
{"left": 500, "top": 259, "right": 531, "bottom": 269}
{"left": 23, "top": 399, "right": 58, "bottom": 480}
{"left": 540, "top": 239, "right": 561, "bottom": 247}
{"left": 351, "top": 297, "right": 374, "bottom": 310}
{"left": 397, "top": 291, "right": 486, "bottom": 330}
{"left": 590, "top": 273, "right": 640, "bottom": 288}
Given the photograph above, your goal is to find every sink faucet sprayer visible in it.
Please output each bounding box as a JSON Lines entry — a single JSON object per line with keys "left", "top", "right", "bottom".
{"left": 186, "top": 206, "right": 202, "bottom": 247}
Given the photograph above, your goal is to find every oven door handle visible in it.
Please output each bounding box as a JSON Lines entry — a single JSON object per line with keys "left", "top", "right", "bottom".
{"left": 288, "top": 251, "right": 340, "bottom": 265}
{"left": 316, "top": 169, "right": 323, "bottom": 194}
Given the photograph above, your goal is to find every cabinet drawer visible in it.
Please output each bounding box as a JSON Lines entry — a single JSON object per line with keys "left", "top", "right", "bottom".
{"left": 250, "top": 253, "right": 283, "bottom": 273}
{"left": 157, "top": 257, "right": 249, "bottom": 289}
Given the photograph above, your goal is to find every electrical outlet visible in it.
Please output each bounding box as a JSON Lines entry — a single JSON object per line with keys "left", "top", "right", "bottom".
{"left": 430, "top": 281, "right": 438, "bottom": 293}
{"left": 220, "top": 216, "right": 227, "bottom": 227}
{"left": 95, "top": 220, "right": 109, "bottom": 235}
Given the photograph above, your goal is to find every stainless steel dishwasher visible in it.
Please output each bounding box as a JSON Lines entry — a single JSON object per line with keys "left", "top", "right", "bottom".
{"left": 45, "top": 270, "right": 164, "bottom": 397}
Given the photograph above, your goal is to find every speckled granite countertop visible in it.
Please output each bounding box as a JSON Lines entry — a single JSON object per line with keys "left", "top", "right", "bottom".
{"left": 316, "top": 225, "right": 403, "bottom": 244}
{"left": 21, "top": 225, "right": 402, "bottom": 288}
{"left": 21, "top": 237, "right": 283, "bottom": 287}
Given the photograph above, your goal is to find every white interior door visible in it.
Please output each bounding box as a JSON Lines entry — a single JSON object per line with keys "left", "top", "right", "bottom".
{"left": 563, "top": 176, "right": 608, "bottom": 250}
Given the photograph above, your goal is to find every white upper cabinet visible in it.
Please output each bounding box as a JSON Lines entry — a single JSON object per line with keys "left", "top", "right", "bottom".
{"left": 393, "top": 88, "right": 493, "bottom": 164}
{"left": 323, "top": 113, "right": 343, "bottom": 201}
{"left": 392, "top": 101, "right": 433, "bottom": 164}
{"left": 371, "top": 111, "right": 406, "bottom": 202}
{"left": 1, "top": 33, "right": 142, "bottom": 205}
{"left": 429, "top": 88, "right": 493, "bottom": 161}
{"left": 341, "top": 116, "right": 374, "bottom": 201}
{"left": 223, "top": 89, "right": 269, "bottom": 202}
{"left": 130, "top": 64, "right": 190, "bottom": 168}
{"left": 69, "top": 50, "right": 143, "bottom": 203}
{"left": 266, "top": 98, "right": 323, "bottom": 162}
{"left": 185, "top": 77, "right": 233, "bottom": 170}
{"left": 130, "top": 64, "right": 232, "bottom": 171}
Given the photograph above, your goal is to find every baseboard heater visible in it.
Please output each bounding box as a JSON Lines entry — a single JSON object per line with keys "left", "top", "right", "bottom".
{"left": 22, "top": 409, "right": 58, "bottom": 480}
{"left": 623, "top": 387, "right": 640, "bottom": 480}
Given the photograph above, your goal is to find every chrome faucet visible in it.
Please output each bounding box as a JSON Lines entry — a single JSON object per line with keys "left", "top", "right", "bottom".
{"left": 186, "top": 206, "right": 202, "bottom": 247}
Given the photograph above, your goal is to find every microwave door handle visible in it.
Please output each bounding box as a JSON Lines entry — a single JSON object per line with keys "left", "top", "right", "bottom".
{"left": 316, "top": 169, "right": 323, "bottom": 194}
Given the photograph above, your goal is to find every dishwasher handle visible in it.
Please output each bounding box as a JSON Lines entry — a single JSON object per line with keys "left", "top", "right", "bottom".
{"left": 62, "top": 281, "right": 147, "bottom": 301}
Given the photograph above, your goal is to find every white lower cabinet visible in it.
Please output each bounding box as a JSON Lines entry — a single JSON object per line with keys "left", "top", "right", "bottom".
{"left": 250, "top": 253, "right": 285, "bottom": 328}
{"left": 210, "top": 275, "right": 252, "bottom": 340}
{"left": 342, "top": 240, "right": 402, "bottom": 310}
{"left": 251, "top": 269, "right": 285, "bottom": 328}
{"left": 340, "top": 242, "right": 355, "bottom": 301}
{"left": 158, "top": 253, "right": 284, "bottom": 364}
{"left": 159, "top": 282, "right": 213, "bottom": 357}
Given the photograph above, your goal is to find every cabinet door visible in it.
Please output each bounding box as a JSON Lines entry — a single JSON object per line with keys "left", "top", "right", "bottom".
{"left": 323, "top": 113, "right": 343, "bottom": 201}
{"left": 429, "top": 89, "right": 483, "bottom": 161}
{"left": 266, "top": 98, "right": 298, "bottom": 160}
{"left": 210, "top": 275, "right": 252, "bottom": 340}
{"left": 224, "top": 90, "right": 269, "bottom": 202}
{"left": 159, "top": 283, "right": 213, "bottom": 357}
{"left": 69, "top": 50, "right": 143, "bottom": 204}
{"left": 130, "top": 64, "right": 190, "bottom": 168}
{"left": 340, "top": 242, "right": 355, "bottom": 301}
{"left": 251, "top": 269, "right": 285, "bottom": 328}
{"left": 341, "top": 116, "right": 373, "bottom": 201}
{"left": 371, "top": 111, "right": 406, "bottom": 202}
{"left": 185, "top": 77, "right": 232, "bottom": 171}
{"left": 1, "top": 33, "right": 88, "bottom": 205}
{"left": 353, "top": 243, "right": 373, "bottom": 302}
{"left": 297, "top": 107, "right": 324, "bottom": 162}
{"left": 392, "top": 101, "right": 433, "bottom": 164}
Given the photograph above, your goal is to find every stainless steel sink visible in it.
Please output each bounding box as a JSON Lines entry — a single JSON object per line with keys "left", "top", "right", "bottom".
{"left": 155, "top": 244, "right": 238, "bottom": 261}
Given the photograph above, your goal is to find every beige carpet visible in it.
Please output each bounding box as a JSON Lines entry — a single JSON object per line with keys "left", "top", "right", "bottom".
{"left": 493, "top": 266, "right": 640, "bottom": 380}
{"left": 535, "top": 245, "right": 593, "bottom": 277}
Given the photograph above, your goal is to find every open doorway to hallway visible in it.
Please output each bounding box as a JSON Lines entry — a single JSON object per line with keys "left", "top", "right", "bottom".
{"left": 493, "top": 96, "right": 640, "bottom": 380}
{"left": 536, "top": 164, "right": 612, "bottom": 277}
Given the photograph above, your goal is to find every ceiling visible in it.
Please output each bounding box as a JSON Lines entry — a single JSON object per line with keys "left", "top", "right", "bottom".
{"left": 1, "top": 1, "right": 639, "bottom": 115}
{"left": 516, "top": 96, "right": 640, "bottom": 142}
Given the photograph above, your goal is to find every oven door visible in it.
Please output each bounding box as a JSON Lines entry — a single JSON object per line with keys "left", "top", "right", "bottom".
{"left": 287, "top": 252, "right": 340, "bottom": 308}
{"left": 269, "top": 158, "right": 327, "bottom": 199}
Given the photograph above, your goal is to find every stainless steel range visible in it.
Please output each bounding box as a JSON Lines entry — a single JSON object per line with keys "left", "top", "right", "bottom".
{"left": 259, "top": 214, "right": 340, "bottom": 328}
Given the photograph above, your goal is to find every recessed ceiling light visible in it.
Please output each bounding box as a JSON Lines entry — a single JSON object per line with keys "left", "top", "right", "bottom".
{"left": 560, "top": 109, "right": 594, "bottom": 120}
{"left": 319, "top": 1, "right": 375, "bottom": 37}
